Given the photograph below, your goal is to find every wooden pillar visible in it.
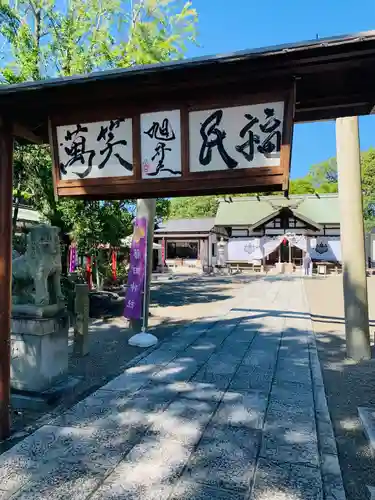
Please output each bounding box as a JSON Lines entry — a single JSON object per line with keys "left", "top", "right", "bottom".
{"left": 73, "top": 284, "right": 90, "bottom": 356}
{"left": 0, "top": 119, "right": 13, "bottom": 440}
{"left": 336, "top": 117, "right": 371, "bottom": 360}
{"left": 289, "top": 242, "right": 292, "bottom": 263}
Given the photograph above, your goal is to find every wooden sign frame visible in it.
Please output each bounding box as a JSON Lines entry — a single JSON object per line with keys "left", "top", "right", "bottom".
{"left": 49, "top": 87, "right": 295, "bottom": 199}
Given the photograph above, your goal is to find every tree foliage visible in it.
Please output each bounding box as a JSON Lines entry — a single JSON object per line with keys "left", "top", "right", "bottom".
{"left": 169, "top": 196, "right": 219, "bottom": 219}
{"left": 167, "top": 148, "right": 375, "bottom": 233}
{"left": 1, "top": 0, "right": 197, "bottom": 251}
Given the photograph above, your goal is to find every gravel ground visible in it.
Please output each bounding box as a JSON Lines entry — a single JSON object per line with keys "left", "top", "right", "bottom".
{"left": 305, "top": 275, "right": 375, "bottom": 500}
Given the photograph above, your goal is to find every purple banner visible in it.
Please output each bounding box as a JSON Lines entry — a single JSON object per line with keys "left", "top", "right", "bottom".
{"left": 124, "top": 217, "right": 147, "bottom": 320}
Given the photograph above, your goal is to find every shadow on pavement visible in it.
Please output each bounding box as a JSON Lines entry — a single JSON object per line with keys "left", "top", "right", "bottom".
{"left": 0, "top": 314, "right": 341, "bottom": 499}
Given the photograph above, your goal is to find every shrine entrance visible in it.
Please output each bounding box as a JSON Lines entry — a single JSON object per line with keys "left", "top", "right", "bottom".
{"left": 1, "top": 32, "right": 375, "bottom": 438}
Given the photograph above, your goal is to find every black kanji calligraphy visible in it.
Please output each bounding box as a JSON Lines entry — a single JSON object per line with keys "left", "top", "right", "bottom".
{"left": 97, "top": 119, "right": 133, "bottom": 172}
{"left": 148, "top": 142, "right": 180, "bottom": 176}
{"left": 144, "top": 118, "right": 176, "bottom": 141}
{"left": 258, "top": 108, "right": 281, "bottom": 155}
{"left": 235, "top": 107, "right": 282, "bottom": 162}
{"left": 235, "top": 114, "right": 260, "bottom": 162}
{"left": 60, "top": 124, "right": 96, "bottom": 178}
{"left": 199, "top": 110, "right": 238, "bottom": 169}
{"left": 144, "top": 117, "right": 180, "bottom": 177}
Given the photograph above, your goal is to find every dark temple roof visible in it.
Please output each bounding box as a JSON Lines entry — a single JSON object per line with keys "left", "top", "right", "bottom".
{"left": 2, "top": 31, "right": 375, "bottom": 142}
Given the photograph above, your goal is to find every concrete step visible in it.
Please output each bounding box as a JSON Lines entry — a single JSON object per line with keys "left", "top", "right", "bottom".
{"left": 358, "top": 406, "right": 375, "bottom": 455}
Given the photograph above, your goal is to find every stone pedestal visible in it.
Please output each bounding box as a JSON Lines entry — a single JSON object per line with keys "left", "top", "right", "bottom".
{"left": 11, "top": 311, "right": 69, "bottom": 392}
{"left": 275, "top": 262, "right": 285, "bottom": 274}
{"left": 284, "top": 262, "right": 294, "bottom": 274}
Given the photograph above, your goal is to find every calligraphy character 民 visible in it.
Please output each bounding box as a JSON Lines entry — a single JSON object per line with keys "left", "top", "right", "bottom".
{"left": 199, "top": 110, "right": 238, "bottom": 169}
{"left": 97, "top": 118, "right": 133, "bottom": 172}
{"left": 60, "top": 124, "right": 96, "bottom": 178}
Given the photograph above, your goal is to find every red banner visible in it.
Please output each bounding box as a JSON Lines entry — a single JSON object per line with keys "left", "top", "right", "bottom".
{"left": 112, "top": 250, "right": 117, "bottom": 280}
{"left": 86, "top": 256, "right": 93, "bottom": 290}
{"left": 161, "top": 239, "right": 165, "bottom": 265}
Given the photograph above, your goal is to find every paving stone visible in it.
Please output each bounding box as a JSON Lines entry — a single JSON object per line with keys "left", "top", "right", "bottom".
{"left": 241, "top": 349, "right": 278, "bottom": 370}
{"left": 156, "top": 381, "right": 225, "bottom": 402}
{"left": 316, "top": 419, "right": 338, "bottom": 456}
{"left": 150, "top": 357, "right": 200, "bottom": 383}
{"left": 13, "top": 460, "right": 103, "bottom": 500}
{"left": 268, "top": 382, "right": 314, "bottom": 410}
{"left": 314, "top": 384, "right": 331, "bottom": 425}
{"left": 137, "top": 349, "right": 178, "bottom": 367}
{"left": 52, "top": 382, "right": 173, "bottom": 430}
{"left": 53, "top": 425, "right": 142, "bottom": 471}
{"left": 192, "top": 364, "right": 234, "bottom": 390}
{"left": 274, "top": 369, "right": 312, "bottom": 388}
{"left": 209, "top": 348, "right": 246, "bottom": 366}
{"left": 89, "top": 436, "right": 194, "bottom": 500}
{"left": 260, "top": 425, "right": 319, "bottom": 467}
{"left": 320, "top": 454, "right": 346, "bottom": 500}
{"left": 230, "top": 365, "right": 274, "bottom": 392}
{"left": 170, "top": 481, "right": 240, "bottom": 500}
{"left": 0, "top": 278, "right": 342, "bottom": 500}
{"left": 0, "top": 425, "right": 78, "bottom": 497}
{"left": 251, "top": 458, "right": 323, "bottom": 500}
{"left": 146, "top": 398, "right": 218, "bottom": 446}
{"left": 212, "top": 390, "right": 267, "bottom": 430}
{"left": 184, "top": 425, "right": 260, "bottom": 492}
{"left": 182, "top": 341, "right": 218, "bottom": 365}
{"left": 99, "top": 364, "right": 158, "bottom": 392}
{"left": 266, "top": 402, "right": 315, "bottom": 431}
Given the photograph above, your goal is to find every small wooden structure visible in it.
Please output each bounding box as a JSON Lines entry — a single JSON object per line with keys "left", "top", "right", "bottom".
{"left": 1, "top": 32, "right": 375, "bottom": 438}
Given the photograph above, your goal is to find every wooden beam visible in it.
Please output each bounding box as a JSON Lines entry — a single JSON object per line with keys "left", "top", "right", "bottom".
{"left": 12, "top": 122, "right": 43, "bottom": 144}
{"left": 0, "top": 117, "right": 13, "bottom": 440}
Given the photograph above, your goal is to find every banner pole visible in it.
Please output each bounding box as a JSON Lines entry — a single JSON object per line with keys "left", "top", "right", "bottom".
{"left": 128, "top": 201, "right": 158, "bottom": 348}
{"left": 142, "top": 218, "right": 148, "bottom": 333}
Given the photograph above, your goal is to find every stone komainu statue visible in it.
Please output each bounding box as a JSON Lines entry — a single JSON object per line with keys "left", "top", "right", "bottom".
{"left": 12, "top": 225, "right": 64, "bottom": 306}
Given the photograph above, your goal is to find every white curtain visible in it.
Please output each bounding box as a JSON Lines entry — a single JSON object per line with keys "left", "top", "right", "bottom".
{"left": 228, "top": 235, "right": 341, "bottom": 263}
{"left": 228, "top": 236, "right": 282, "bottom": 262}
{"left": 285, "top": 233, "right": 341, "bottom": 262}
{"left": 308, "top": 237, "right": 341, "bottom": 262}
{"left": 285, "top": 233, "right": 307, "bottom": 252}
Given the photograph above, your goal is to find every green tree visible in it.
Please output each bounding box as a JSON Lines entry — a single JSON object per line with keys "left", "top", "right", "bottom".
{"left": 289, "top": 178, "right": 315, "bottom": 195}
{"left": 361, "top": 148, "right": 375, "bottom": 231}
{"left": 169, "top": 196, "right": 219, "bottom": 218}
{"left": 1, "top": 0, "right": 196, "bottom": 251}
{"left": 307, "top": 157, "right": 338, "bottom": 187}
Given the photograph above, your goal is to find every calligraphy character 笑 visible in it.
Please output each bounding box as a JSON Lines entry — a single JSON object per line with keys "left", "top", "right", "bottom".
{"left": 97, "top": 119, "right": 133, "bottom": 172}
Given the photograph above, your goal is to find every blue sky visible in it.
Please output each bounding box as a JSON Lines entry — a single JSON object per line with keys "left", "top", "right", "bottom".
{"left": 185, "top": 0, "right": 375, "bottom": 178}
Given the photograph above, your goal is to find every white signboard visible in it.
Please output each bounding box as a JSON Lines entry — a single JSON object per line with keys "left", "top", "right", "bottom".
{"left": 57, "top": 118, "right": 133, "bottom": 180}
{"left": 141, "top": 110, "right": 182, "bottom": 179}
{"left": 189, "top": 102, "right": 284, "bottom": 173}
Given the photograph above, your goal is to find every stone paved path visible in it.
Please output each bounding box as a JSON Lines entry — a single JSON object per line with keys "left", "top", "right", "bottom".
{"left": 0, "top": 278, "right": 345, "bottom": 499}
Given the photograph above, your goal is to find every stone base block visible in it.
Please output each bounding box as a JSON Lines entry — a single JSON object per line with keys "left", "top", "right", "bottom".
{"left": 284, "top": 262, "right": 294, "bottom": 274}
{"left": 11, "top": 312, "right": 69, "bottom": 393}
{"left": 275, "top": 262, "right": 285, "bottom": 274}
